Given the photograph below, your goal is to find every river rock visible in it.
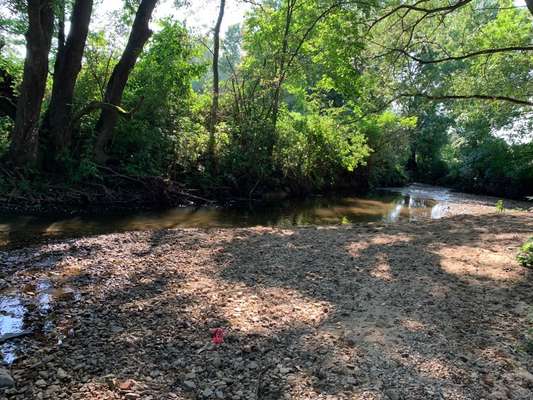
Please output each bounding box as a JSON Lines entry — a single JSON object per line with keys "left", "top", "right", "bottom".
{"left": 385, "top": 389, "right": 401, "bottom": 400}
{"left": 0, "top": 368, "right": 14, "bottom": 388}
{"left": 35, "top": 379, "right": 47, "bottom": 388}
{"left": 515, "top": 369, "right": 533, "bottom": 387}
{"left": 184, "top": 380, "right": 196, "bottom": 390}
{"left": 57, "top": 368, "right": 68, "bottom": 380}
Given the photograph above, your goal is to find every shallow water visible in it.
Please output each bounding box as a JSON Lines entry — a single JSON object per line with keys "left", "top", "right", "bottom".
{"left": 0, "top": 186, "right": 450, "bottom": 247}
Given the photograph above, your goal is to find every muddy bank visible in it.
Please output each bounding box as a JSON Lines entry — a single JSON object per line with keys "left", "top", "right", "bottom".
{"left": 0, "top": 206, "right": 531, "bottom": 399}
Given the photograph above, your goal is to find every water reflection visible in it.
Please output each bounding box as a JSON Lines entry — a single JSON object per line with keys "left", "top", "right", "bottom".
{"left": 0, "top": 191, "right": 447, "bottom": 246}
{"left": 0, "top": 280, "right": 79, "bottom": 365}
{"left": 0, "top": 296, "right": 26, "bottom": 364}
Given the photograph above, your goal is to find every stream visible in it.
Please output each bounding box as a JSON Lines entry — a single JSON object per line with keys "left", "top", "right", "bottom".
{"left": 0, "top": 184, "right": 454, "bottom": 248}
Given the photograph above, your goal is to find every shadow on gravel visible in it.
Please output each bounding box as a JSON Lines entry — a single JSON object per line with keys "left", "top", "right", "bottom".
{"left": 214, "top": 213, "right": 533, "bottom": 399}
{"left": 1, "top": 213, "right": 532, "bottom": 400}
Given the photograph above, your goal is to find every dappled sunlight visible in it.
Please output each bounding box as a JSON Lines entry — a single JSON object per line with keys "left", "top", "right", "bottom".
{"left": 400, "top": 318, "right": 428, "bottom": 332}
{"left": 345, "top": 234, "right": 412, "bottom": 257}
{"left": 209, "top": 280, "right": 332, "bottom": 334}
{"left": 369, "top": 255, "right": 394, "bottom": 281}
{"left": 436, "top": 245, "right": 523, "bottom": 282}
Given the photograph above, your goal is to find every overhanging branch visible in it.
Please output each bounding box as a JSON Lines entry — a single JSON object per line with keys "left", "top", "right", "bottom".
{"left": 397, "top": 45, "right": 533, "bottom": 63}
{"left": 369, "top": 0, "right": 474, "bottom": 31}
{"left": 400, "top": 93, "right": 533, "bottom": 106}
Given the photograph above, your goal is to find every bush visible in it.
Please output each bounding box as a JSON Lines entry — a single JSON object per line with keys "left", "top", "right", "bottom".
{"left": 273, "top": 108, "right": 370, "bottom": 192}
{"left": 517, "top": 238, "right": 533, "bottom": 268}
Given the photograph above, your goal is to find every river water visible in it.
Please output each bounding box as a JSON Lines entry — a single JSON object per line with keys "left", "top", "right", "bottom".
{"left": 0, "top": 184, "right": 454, "bottom": 248}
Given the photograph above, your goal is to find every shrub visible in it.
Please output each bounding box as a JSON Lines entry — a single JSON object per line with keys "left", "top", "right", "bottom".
{"left": 517, "top": 238, "right": 533, "bottom": 268}
{"left": 274, "top": 107, "right": 370, "bottom": 192}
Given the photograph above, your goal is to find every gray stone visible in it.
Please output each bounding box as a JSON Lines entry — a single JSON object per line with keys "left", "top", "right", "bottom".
{"left": 184, "top": 380, "right": 196, "bottom": 390}
{"left": 385, "top": 389, "right": 401, "bottom": 400}
{"left": 57, "top": 368, "right": 68, "bottom": 380}
{"left": 35, "top": 379, "right": 47, "bottom": 388}
{"left": 0, "top": 368, "right": 14, "bottom": 388}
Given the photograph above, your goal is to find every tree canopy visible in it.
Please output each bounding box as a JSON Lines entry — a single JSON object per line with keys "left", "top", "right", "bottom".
{"left": 0, "top": 0, "right": 531, "bottom": 201}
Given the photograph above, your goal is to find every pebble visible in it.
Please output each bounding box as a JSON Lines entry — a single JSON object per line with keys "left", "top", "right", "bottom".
{"left": 385, "top": 389, "right": 401, "bottom": 400}
{"left": 0, "top": 368, "right": 15, "bottom": 388}
{"left": 35, "top": 379, "right": 47, "bottom": 388}
{"left": 184, "top": 380, "right": 196, "bottom": 390}
{"left": 57, "top": 368, "right": 68, "bottom": 380}
{"left": 515, "top": 369, "right": 533, "bottom": 387}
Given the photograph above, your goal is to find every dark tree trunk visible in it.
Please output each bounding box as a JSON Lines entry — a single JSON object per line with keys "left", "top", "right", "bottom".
{"left": 94, "top": 0, "right": 158, "bottom": 163}
{"left": 42, "top": 0, "right": 93, "bottom": 159}
{"left": 207, "top": 0, "right": 226, "bottom": 166}
{"left": 8, "top": 0, "right": 54, "bottom": 167}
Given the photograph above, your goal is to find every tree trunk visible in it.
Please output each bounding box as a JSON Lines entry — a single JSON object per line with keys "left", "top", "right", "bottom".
{"left": 271, "top": 0, "right": 294, "bottom": 127}
{"left": 94, "top": 0, "right": 158, "bottom": 164}
{"left": 42, "top": 0, "right": 93, "bottom": 159}
{"left": 207, "top": 0, "right": 226, "bottom": 167}
{"left": 8, "top": 0, "right": 54, "bottom": 167}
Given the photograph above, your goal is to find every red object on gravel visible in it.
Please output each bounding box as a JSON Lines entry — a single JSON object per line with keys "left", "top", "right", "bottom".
{"left": 211, "top": 328, "right": 225, "bottom": 344}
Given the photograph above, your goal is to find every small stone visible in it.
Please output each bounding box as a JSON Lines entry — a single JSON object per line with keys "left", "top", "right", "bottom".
{"left": 35, "top": 379, "right": 47, "bottom": 388}
{"left": 202, "top": 387, "right": 214, "bottom": 397}
{"left": 0, "top": 368, "right": 15, "bottom": 388}
{"left": 516, "top": 369, "right": 533, "bottom": 387}
{"left": 385, "top": 389, "right": 400, "bottom": 400}
{"left": 57, "top": 368, "right": 68, "bottom": 380}
{"left": 247, "top": 361, "right": 259, "bottom": 370}
{"left": 45, "top": 384, "right": 60, "bottom": 394}
{"left": 488, "top": 390, "right": 507, "bottom": 400}
{"left": 215, "top": 389, "right": 225, "bottom": 399}
{"left": 184, "top": 380, "right": 196, "bottom": 390}
{"left": 119, "top": 379, "right": 135, "bottom": 390}
{"left": 125, "top": 393, "right": 140, "bottom": 399}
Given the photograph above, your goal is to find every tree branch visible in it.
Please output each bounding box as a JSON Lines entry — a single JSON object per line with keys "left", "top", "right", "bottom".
{"left": 369, "top": 0, "right": 474, "bottom": 31}
{"left": 69, "top": 97, "right": 145, "bottom": 130}
{"left": 400, "top": 93, "right": 533, "bottom": 106}
{"left": 396, "top": 45, "right": 533, "bottom": 63}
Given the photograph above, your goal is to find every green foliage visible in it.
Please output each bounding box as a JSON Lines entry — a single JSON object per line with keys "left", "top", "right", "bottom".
{"left": 0, "top": 117, "right": 12, "bottom": 156}
{"left": 274, "top": 106, "right": 370, "bottom": 191}
{"left": 495, "top": 200, "right": 505, "bottom": 213}
{"left": 517, "top": 238, "right": 533, "bottom": 269}
{"left": 2, "top": 0, "right": 532, "bottom": 201}
{"left": 112, "top": 20, "right": 206, "bottom": 176}
{"left": 362, "top": 111, "right": 418, "bottom": 187}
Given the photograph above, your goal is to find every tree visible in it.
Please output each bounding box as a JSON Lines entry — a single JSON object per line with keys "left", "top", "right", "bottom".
{"left": 207, "top": 0, "right": 226, "bottom": 167}
{"left": 368, "top": 0, "right": 533, "bottom": 107}
{"left": 41, "top": 0, "right": 94, "bottom": 160}
{"left": 93, "top": 0, "right": 159, "bottom": 163}
{"left": 9, "top": 0, "right": 54, "bottom": 167}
